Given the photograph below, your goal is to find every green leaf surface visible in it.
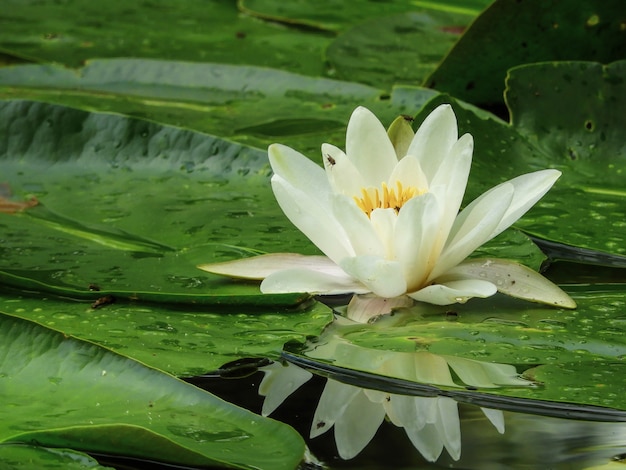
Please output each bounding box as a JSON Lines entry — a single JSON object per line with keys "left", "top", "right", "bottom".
{"left": 0, "top": 0, "right": 331, "bottom": 77}
{"left": 293, "top": 285, "right": 626, "bottom": 411}
{"left": 414, "top": 61, "right": 626, "bottom": 263}
{"left": 0, "top": 444, "right": 113, "bottom": 470}
{"left": 0, "top": 100, "right": 319, "bottom": 304}
{"left": 0, "top": 313, "right": 305, "bottom": 470}
{"left": 0, "top": 58, "right": 439, "bottom": 157}
{"left": 240, "top": 0, "right": 491, "bottom": 32}
{"left": 424, "top": 0, "right": 626, "bottom": 106}
{"left": 326, "top": 11, "right": 471, "bottom": 89}
{"left": 0, "top": 291, "right": 332, "bottom": 377}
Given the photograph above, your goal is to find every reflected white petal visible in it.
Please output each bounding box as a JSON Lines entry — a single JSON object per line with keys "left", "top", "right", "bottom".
{"left": 334, "top": 389, "right": 387, "bottom": 459}
{"left": 259, "top": 362, "right": 312, "bottom": 416}
{"left": 310, "top": 380, "right": 361, "bottom": 438}
{"left": 435, "top": 397, "right": 461, "bottom": 461}
{"left": 481, "top": 407, "right": 505, "bottom": 434}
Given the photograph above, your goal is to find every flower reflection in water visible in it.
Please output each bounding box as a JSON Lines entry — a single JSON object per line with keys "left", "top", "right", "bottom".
{"left": 259, "top": 348, "right": 532, "bottom": 461}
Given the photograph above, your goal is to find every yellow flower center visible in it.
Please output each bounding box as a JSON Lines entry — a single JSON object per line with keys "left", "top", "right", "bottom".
{"left": 353, "top": 181, "right": 424, "bottom": 217}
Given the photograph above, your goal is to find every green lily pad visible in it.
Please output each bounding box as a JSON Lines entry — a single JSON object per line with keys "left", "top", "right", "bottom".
{"left": 0, "top": 445, "right": 113, "bottom": 470}
{"left": 288, "top": 285, "right": 626, "bottom": 412}
{"left": 240, "top": 0, "right": 491, "bottom": 32}
{"left": 0, "top": 58, "right": 438, "bottom": 157}
{"left": 0, "top": 313, "right": 305, "bottom": 470}
{"left": 414, "top": 61, "right": 626, "bottom": 264}
{"left": 326, "top": 11, "right": 472, "bottom": 89}
{"left": 0, "top": 290, "right": 332, "bottom": 377}
{"left": 424, "top": 0, "right": 626, "bottom": 107}
{"left": 0, "top": 0, "right": 331, "bottom": 77}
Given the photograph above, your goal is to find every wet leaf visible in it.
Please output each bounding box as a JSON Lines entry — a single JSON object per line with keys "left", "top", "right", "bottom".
{"left": 0, "top": 313, "right": 305, "bottom": 470}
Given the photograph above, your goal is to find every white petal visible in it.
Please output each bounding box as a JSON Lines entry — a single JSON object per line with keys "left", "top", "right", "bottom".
{"left": 387, "top": 154, "right": 429, "bottom": 192}
{"left": 346, "top": 294, "right": 413, "bottom": 324}
{"left": 261, "top": 267, "right": 369, "bottom": 295}
{"left": 269, "top": 143, "right": 330, "bottom": 201}
{"left": 259, "top": 362, "right": 312, "bottom": 416}
{"left": 198, "top": 253, "right": 342, "bottom": 280}
{"left": 334, "top": 389, "right": 386, "bottom": 459}
{"left": 428, "top": 133, "right": 474, "bottom": 238}
{"left": 407, "top": 104, "right": 459, "bottom": 181}
{"left": 271, "top": 175, "right": 354, "bottom": 263}
{"left": 346, "top": 107, "right": 398, "bottom": 186}
{"left": 408, "top": 279, "right": 497, "bottom": 305}
{"left": 480, "top": 407, "right": 505, "bottom": 434}
{"left": 446, "top": 258, "right": 576, "bottom": 308}
{"left": 310, "top": 380, "right": 360, "bottom": 438}
{"left": 369, "top": 208, "right": 397, "bottom": 259}
{"left": 404, "top": 422, "right": 445, "bottom": 462}
{"left": 332, "top": 195, "right": 385, "bottom": 257}
{"left": 322, "top": 143, "right": 364, "bottom": 196}
{"left": 394, "top": 192, "right": 440, "bottom": 290}
{"left": 491, "top": 169, "right": 561, "bottom": 238}
{"left": 430, "top": 183, "right": 514, "bottom": 279}
{"left": 340, "top": 255, "right": 407, "bottom": 298}
{"left": 435, "top": 397, "right": 462, "bottom": 461}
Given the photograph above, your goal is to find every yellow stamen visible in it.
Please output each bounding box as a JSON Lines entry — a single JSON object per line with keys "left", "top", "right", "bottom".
{"left": 353, "top": 181, "right": 423, "bottom": 217}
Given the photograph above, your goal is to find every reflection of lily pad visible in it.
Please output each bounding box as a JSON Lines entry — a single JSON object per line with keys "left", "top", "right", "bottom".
{"left": 415, "top": 61, "right": 626, "bottom": 263}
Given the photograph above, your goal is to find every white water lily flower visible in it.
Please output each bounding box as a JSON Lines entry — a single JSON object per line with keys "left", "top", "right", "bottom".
{"left": 199, "top": 105, "right": 575, "bottom": 320}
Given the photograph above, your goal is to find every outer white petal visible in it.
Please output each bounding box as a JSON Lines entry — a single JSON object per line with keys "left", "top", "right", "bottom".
{"left": 346, "top": 107, "right": 398, "bottom": 186}
{"left": 261, "top": 267, "right": 369, "bottom": 295}
{"left": 428, "top": 133, "right": 474, "bottom": 240}
{"left": 430, "top": 183, "right": 514, "bottom": 279}
{"left": 198, "top": 253, "right": 344, "bottom": 279}
{"left": 269, "top": 143, "right": 330, "bottom": 201}
{"left": 406, "top": 104, "right": 459, "bottom": 181}
{"left": 408, "top": 279, "right": 497, "bottom": 305}
{"left": 480, "top": 407, "right": 505, "bottom": 434}
{"left": 259, "top": 362, "right": 312, "bottom": 416}
{"left": 445, "top": 258, "right": 576, "bottom": 308}
{"left": 332, "top": 195, "right": 385, "bottom": 257}
{"left": 334, "top": 389, "right": 387, "bottom": 459}
{"left": 340, "top": 255, "right": 407, "bottom": 298}
{"left": 272, "top": 175, "right": 354, "bottom": 263}
{"left": 322, "top": 143, "right": 364, "bottom": 196}
{"left": 394, "top": 193, "right": 441, "bottom": 291}
{"left": 310, "top": 380, "right": 360, "bottom": 438}
{"left": 490, "top": 169, "right": 561, "bottom": 238}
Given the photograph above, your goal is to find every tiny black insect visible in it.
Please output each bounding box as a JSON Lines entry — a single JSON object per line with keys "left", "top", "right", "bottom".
{"left": 325, "top": 154, "right": 336, "bottom": 166}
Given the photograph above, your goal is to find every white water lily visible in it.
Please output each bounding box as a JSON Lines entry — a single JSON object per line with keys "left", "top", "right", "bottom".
{"left": 199, "top": 104, "right": 575, "bottom": 320}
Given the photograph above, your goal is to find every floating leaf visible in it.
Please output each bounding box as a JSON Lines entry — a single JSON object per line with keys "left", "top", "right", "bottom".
{"left": 0, "top": 313, "right": 305, "bottom": 470}
{"left": 424, "top": 0, "right": 626, "bottom": 107}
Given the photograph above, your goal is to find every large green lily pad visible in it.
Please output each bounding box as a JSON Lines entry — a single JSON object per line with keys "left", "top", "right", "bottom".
{"left": 0, "top": 445, "right": 113, "bottom": 470}
{"left": 0, "top": 289, "right": 332, "bottom": 377}
{"left": 0, "top": 313, "right": 305, "bottom": 470}
{"left": 0, "top": 0, "right": 331, "bottom": 76}
{"left": 0, "top": 99, "right": 545, "bottom": 302}
{"left": 414, "top": 61, "right": 626, "bottom": 264}
{"left": 0, "top": 58, "right": 437, "bottom": 157}
{"left": 424, "top": 0, "right": 626, "bottom": 107}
